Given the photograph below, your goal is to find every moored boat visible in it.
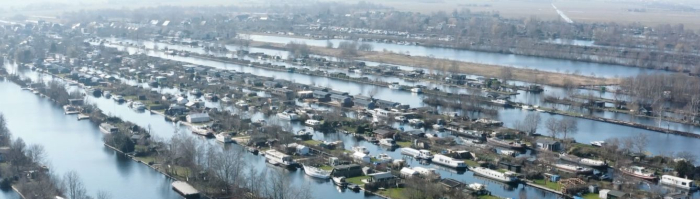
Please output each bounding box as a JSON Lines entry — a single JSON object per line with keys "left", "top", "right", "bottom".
{"left": 619, "top": 166, "right": 657, "bottom": 180}
{"left": 470, "top": 167, "right": 518, "bottom": 183}
{"left": 552, "top": 163, "right": 593, "bottom": 174}
{"left": 332, "top": 176, "right": 347, "bottom": 187}
{"left": 302, "top": 165, "right": 331, "bottom": 179}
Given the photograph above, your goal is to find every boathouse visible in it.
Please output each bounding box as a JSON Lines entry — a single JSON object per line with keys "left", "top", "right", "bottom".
{"left": 171, "top": 181, "right": 200, "bottom": 199}
{"left": 536, "top": 138, "right": 561, "bottom": 152}
{"left": 332, "top": 164, "right": 363, "bottom": 178}
{"left": 186, "top": 113, "right": 210, "bottom": 123}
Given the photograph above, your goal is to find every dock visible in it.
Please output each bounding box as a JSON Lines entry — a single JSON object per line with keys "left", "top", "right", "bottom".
{"left": 172, "top": 181, "right": 201, "bottom": 199}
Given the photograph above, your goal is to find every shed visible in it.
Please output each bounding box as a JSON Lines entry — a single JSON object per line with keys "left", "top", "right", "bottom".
{"left": 353, "top": 99, "right": 376, "bottom": 109}
{"left": 352, "top": 152, "right": 371, "bottom": 163}
{"left": 367, "top": 172, "right": 395, "bottom": 183}
{"left": 332, "top": 164, "right": 363, "bottom": 178}
{"left": 550, "top": 175, "right": 560, "bottom": 182}
{"left": 599, "top": 189, "right": 610, "bottom": 199}
{"left": 606, "top": 190, "right": 626, "bottom": 199}
{"left": 536, "top": 138, "right": 562, "bottom": 152}
{"left": 186, "top": 113, "right": 210, "bottom": 123}
{"left": 439, "top": 178, "right": 465, "bottom": 189}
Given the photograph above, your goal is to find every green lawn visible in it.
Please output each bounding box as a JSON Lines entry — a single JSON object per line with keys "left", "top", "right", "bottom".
{"left": 582, "top": 193, "right": 600, "bottom": 199}
{"left": 464, "top": 159, "right": 480, "bottom": 167}
{"left": 303, "top": 140, "right": 322, "bottom": 146}
{"left": 319, "top": 165, "right": 333, "bottom": 171}
{"left": 134, "top": 155, "right": 157, "bottom": 164}
{"left": 533, "top": 179, "right": 562, "bottom": 191}
{"left": 378, "top": 188, "right": 405, "bottom": 199}
{"left": 497, "top": 169, "right": 509, "bottom": 173}
{"left": 346, "top": 176, "right": 370, "bottom": 185}
{"left": 478, "top": 195, "right": 502, "bottom": 199}
{"left": 396, "top": 141, "right": 412, "bottom": 148}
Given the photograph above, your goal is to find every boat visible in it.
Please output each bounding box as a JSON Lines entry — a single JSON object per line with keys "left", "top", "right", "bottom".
{"left": 559, "top": 153, "right": 607, "bottom": 167}
{"left": 304, "top": 119, "right": 321, "bottom": 126}
{"left": 264, "top": 149, "right": 295, "bottom": 167}
{"left": 410, "top": 88, "right": 423, "bottom": 93}
{"left": 103, "top": 91, "right": 112, "bottom": 98}
{"left": 379, "top": 138, "right": 398, "bottom": 148}
{"left": 302, "top": 165, "right": 331, "bottom": 179}
{"left": 277, "top": 111, "right": 299, "bottom": 121}
{"left": 375, "top": 153, "right": 393, "bottom": 164}
{"left": 394, "top": 116, "right": 407, "bottom": 122}
{"left": 413, "top": 167, "right": 440, "bottom": 179}
{"left": 130, "top": 101, "right": 146, "bottom": 111}
{"left": 113, "top": 95, "right": 124, "bottom": 103}
{"left": 63, "top": 105, "right": 80, "bottom": 115}
{"left": 220, "top": 97, "right": 232, "bottom": 103}
{"left": 332, "top": 176, "right": 347, "bottom": 187}
{"left": 590, "top": 141, "right": 605, "bottom": 147}
{"left": 190, "top": 89, "right": 202, "bottom": 95}
{"left": 352, "top": 146, "right": 370, "bottom": 154}
{"left": 247, "top": 147, "right": 259, "bottom": 155}
{"left": 552, "top": 163, "right": 593, "bottom": 174}
{"left": 432, "top": 154, "right": 467, "bottom": 169}
{"left": 660, "top": 175, "right": 698, "bottom": 190}
{"left": 215, "top": 133, "right": 232, "bottom": 143}
{"left": 469, "top": 167, "right": 519, "bottom": 183}
{"left": 490, "top": 99, "right": 510, "bottom": 106}
{"left": 466, "top": 183, "right": 491, "bottom": 195}
{"left": 388, "top": 83, "right": 401, "bottom": 90}
{"left": 99, "top": 123, "right": 119, "bottom": 134}
{"left": 521, "top": 105, "right": 534, "bottom": 111}
{"left": 203, "top": 93, "right": 217, "bottom": 101}
{"left": 619, "top": 166, "right": 657, "bottom": 180}
{"left": 294, "top": 129, "right": 313, "bottom": 140}
{"left": 486, "top": 138, "right": 525, "bottom": 150}
{"left": 401, "top": 148, "right": 433, "bottom": 160}
{"left": 190, "top": 126, "right": 213, "bottom": 137}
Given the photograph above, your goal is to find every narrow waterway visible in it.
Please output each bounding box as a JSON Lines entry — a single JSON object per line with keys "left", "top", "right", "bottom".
{"left": 0, "top": 80, "right": 181, "bottom": 199}
{"left": 243, "top": 34, "right": 667, "bottom": 78}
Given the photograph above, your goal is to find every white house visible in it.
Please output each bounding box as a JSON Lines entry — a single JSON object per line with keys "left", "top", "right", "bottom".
{"left": 176, "top": 97, "right": 189, "bottom": 105}
{"left": 186, "top": 113, "right": 210, "bottom": 123}
{"left": 287, "top": 143, "right": 310, "bottom": 155}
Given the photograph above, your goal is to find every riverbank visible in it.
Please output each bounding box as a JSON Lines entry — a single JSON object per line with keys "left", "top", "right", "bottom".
{"left": 248, "top": 41, "right": 619, "bottom": 87}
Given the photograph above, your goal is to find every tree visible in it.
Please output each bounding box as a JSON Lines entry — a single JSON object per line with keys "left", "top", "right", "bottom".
{"left": 522, "top": 113, "right": 541, "bottom": 135}
{"left": 545, "top": 118, "right": 560, "bottom": 139}
{"left": 558, "top": 117, "right": 578, "bottom": 140}
{"left": 63, "top": 170, "right": 88, "bottom": 199}
{"left": 0, "top": 114, "right": 10, "bottom": 146}
{"left": 632, "top": 133, "right": 649, "bottom": 154}
{"left": 674, "top": 160, "right": 695, "bottom": 178}
{"left": 96, "top": 191, "right": 112, "bottom": 199}
{"left": 500, "top": 67, "right": 513, "bottom": 84}
{"left": 326, "top": 40, "right": 333, "bottom": 48}
{"left": 358, "top": 43, "right": 374, "bottom": 51}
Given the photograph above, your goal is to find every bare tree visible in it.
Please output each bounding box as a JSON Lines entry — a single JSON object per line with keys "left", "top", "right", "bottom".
{"left": 63, "top": 170, "right": 88, "bottom": 199}
{"left": 558, "top": 117, "right": 578, "bottom": 141}
{"left": 96, "top": 191, "right": 112, "bottom": 199}
{"left": 632, "top": 133, "right": 649, "bottom": 154}
{"left": 545, "top": 118, "right": 560, "bottom": 139}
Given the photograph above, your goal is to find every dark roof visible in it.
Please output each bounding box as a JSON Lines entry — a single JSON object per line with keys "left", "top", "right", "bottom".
{"left": 439, "top": 178, "right": 464, "bottom": 188}
{"left": 368, "top": 172, "right": 394, "bottom": 179}
{"left": 333, "top": 164, "right": 361, "bottom": 170}
{"left": 536, "top": 138, "right": 559, "bottom": 145}
{"left": 607, "top": 190, "right": 625, "bottom": 197}
{"left": 374, "top": 129, "right": 394, "bottom": 135}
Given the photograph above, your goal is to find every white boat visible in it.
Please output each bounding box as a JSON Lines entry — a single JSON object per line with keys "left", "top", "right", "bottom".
{"left": 130, "top": 101, "right": 146, "bottom": 111}
{"left": 220, "top": 97, "right": 232, "bottom": 103}
{"left": 277, "top": 111, "right": 299, "bottom": 121}
{"left": 379, "top": 138, "right": 398, "bottom": 147}
{"left": 401, "top": 148, "right": 433, "bottom": 160}
{"left": 432, "top": 154, "right": 467, "bottom": 169}
{"left": 99, "top": 123, "right": 118, "bottom": 134}
{"left": 468, "top": 183, "right": 486, "bottom": 191}
{"left": 264, "top": 149, "right": 295, "bottom": 167}
{"left": 394, "top": 116, "right": 407, "bottom": 121}
{"left": 660, "top": 175, "right": 697, "bottom": 190}
{"left": 190, "top": 89, "right": 202, "bottom": 95}
{"left": 375, "top": 153, "right": 393, "bottom": 164}
{"left": 521, "top": 105, "right": 534, "bottom": 111}
{"left": 410, "top": 88, "right": 422, "bottom": 93}
{"left": 352, "top": 146, "right": 370, "bottom": 154}
{"left": 408, "top": 119, "right": 424, "bottom": 125}
{"left": 332, "top": 176, "right": 347, "bottom": 187}
{"left": 388, "top": 83, "right": 401, "bottom": 90}
{"left": 559, "top": 153, "right": 607, "bottom": 167}
{"left": 103, "top": 91, "right": 112, "bottom": 98}
{"left": 305, "top": 119, "right": 321, "bottom": 126}
{"left": 619, "top": 166, "right": 657, "bottom": 180}
{"left": 413, "top": 167, "right": 440, "bottom": 179}
{"left": 215, "top": 133, "right": 232, "bottom": 143}
{"left": 552, "top": 163, "right": 593, "bottom": 174}
{"left": 113, "top": 95, "right": 124, "bottom": 103}
{"left": 190, "top": 126, "right": 213, "bottom": 137}
{"left": 590, "top": 141, "right": 605, "bottom": 147}
{"left": 490, "top": 99, "right": 509, "bottom": 105}
{"left": 303, "top": 165, "right": 331, "bottom": 179}
{"left": 470, "top": 167, "right": 518, "bottom": 183}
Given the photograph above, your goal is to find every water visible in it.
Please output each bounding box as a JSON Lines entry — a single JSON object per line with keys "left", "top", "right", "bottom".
{"left": 244, "top": 34, "right": 667, "bottom": 78}
{"left": 0, "top": 81, "right": 180, "bottom": 199}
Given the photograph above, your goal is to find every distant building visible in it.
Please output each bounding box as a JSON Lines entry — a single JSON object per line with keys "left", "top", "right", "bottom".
{"left": 186, "top": 113, "right": 210, "bottom": 123}
{"left": 536, "top": 138, "right": 561, "bottom": 152}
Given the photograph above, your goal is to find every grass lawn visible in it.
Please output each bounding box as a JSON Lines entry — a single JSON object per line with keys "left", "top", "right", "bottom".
{"left": 378, "top": 188, "right": 405, "bottom": 199}
{"left": 497, "top": 169, "right": 509, "bottom": 173}
{"left": 464, "top": 159, "right": 480, "bottom": 167}
{"left": 533, "top": 179, "right": 562, "bottom": 191}
{"left": 478, "top": 195, "right": 502, "bottom": 199}
{"left": 346, "top": 176, "right": 370, "bottom": 185}
{"left": 303, "top": 140, "right": 322, "bottom": 146}
{"left": 396, "top": 141, "right": 412, "bottom": 148}
{"left": 134, "top": 155, "right": 157, "bottom": 164}
{"left": 581, "top": 193, "right": 600, "bottom": 199}
{"left": 319, "top": 165, "right": 333, "bottom": 171}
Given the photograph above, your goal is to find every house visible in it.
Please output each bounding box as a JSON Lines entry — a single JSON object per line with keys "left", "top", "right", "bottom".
{"left": 167, "top": 104, "right": 187, "bottom": 115}
{"left": 374, "top": 129, "right": 397, "bottom": 139}
{"left": 263, "top": 81, "right": 281, "bottom": 88}
{"left": 536, "top": 138, "right": 562, "bottom": 152}
{"left": 271, "top": 88, "right": 294, "bottom": 100}
{"left": 312, "top": 91, "right": 331, "bottom": 102}
{"left": 367, "top": 172, "right": 396, "bottom": 183}
{"left": 186, "top": 113, "right": 210, "bottom": 123}
{"left": 332, "top": 164, "right": 363, "bottom": 178}
{"left": 68, "top": 99, "right": 84, "bottom": 106}
{"left": 606, "top": 190, "right": 626, "bottom": 199}
{"left": 439, "top": 178, "right": 465, "bottom": 190}
{"left": 353, "top": 99, "right": 376, "bottom": 109}
{"left": 330, "top": 94, "right": 353, "bottom": 107}
{"left": 375, "top": 100, "right": 399, "bottom": 109}
{"left": 286, "top": 143, "right": 310, "bottom": 155}
{"left": 405, "top": 130, "right": 425, "bottom": 138}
